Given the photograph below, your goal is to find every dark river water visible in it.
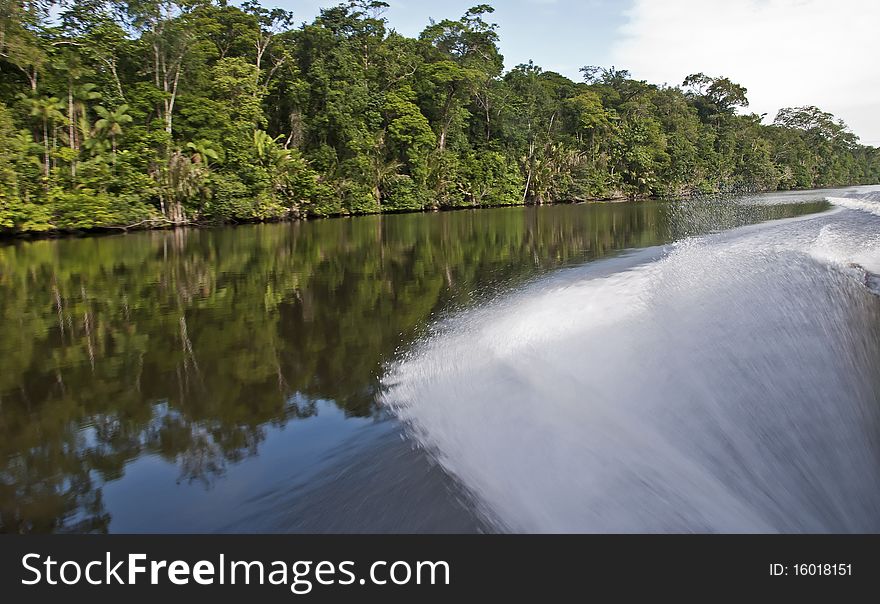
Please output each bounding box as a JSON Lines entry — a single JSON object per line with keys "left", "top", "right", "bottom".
{"left": 2, "top": 187, "right": 879, "bottom": 533}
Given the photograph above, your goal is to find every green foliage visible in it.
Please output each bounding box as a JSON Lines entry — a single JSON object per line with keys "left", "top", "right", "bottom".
{"left": 49, "top": 187, "right": 150, "bottom": 230}
{"left": 0, "top": 0, "right": 877, "bottom": 234}
{"left": 0, "top": 103, "right": 22, "bottom": 228}
{"left": 459, "top": 151, "right": 521, "bottom": 206}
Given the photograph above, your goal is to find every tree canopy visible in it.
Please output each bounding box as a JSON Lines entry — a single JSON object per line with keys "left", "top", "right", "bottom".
{"left": 0, "top": 0, "right": 877, "bottom": 233}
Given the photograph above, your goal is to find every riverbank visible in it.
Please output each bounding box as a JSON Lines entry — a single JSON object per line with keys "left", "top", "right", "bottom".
{"left": 0, "top": 195, "right": 620, "bottom": 241}
{"left": 2, "top": 184, "right": 869, "bottom": 242}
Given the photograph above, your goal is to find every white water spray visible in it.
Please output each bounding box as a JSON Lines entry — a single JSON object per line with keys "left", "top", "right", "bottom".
{"left": 382, "top": 190, "right": 880, "bottom": 533}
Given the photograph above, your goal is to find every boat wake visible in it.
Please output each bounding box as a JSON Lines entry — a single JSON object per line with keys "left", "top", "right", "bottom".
{"left": 382, "top": 189, "right": 880, "bottom": 533}
{"left": 827, "top": 190, "right": 880, "bottom": 218}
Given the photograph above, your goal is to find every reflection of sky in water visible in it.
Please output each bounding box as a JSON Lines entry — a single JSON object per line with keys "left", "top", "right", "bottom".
{"left": 101, "top": 400, "right": 386, "bottom": 533}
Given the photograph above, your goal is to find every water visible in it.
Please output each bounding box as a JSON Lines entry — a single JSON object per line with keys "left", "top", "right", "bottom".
{"left": 0, "top": 190, "right": 877, "bottom": 533}
{"left": 385, "top": 187, "right": 880, "bottom": 533}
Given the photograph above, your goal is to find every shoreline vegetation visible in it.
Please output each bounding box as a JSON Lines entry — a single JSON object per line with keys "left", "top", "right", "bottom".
{"left": 1, "top": 2, "right": 878, "bottom": 237}
{"left": 0, "top": 185, "right": 854, "bottom": 241}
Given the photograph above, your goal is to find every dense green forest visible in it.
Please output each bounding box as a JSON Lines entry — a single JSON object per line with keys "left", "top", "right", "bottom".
{"left": 1, "top": 0, "right": 878, "bottom": 233}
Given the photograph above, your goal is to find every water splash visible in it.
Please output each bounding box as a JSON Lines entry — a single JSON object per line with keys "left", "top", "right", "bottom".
{"left": 382, "top": 189, "right": 880, "bottom": 533}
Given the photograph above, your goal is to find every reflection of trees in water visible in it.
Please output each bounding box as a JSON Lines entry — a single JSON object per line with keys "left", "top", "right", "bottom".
{"left": 0, "top": 393, "right": 319, "bottom": 533}
{"left": 145, "top": 396, "right": 318, "bottom": 486}
{"left": 0, "top": 434, "right": 111, "bottom": 534}
{"left": 0, "top": 203, "right": 684, "bottom": 532}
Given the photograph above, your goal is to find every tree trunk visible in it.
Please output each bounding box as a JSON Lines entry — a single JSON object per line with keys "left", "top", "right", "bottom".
{"left": 438, "top": 90, "right": 455, "bottom": 152}
{"left": 107, "top": 58, "right": 125, "bottom": 100}
{"left": 486, "top": 102, "right": 491, "bottom": 142}
{"left": 42, "top": 118, "right": 49, "bottom": 178}
{"left": 68, "top": 85, "right": 76, "bottom": 179}
{"left": 165, "top": 66, "right": 181, "bottom": 135}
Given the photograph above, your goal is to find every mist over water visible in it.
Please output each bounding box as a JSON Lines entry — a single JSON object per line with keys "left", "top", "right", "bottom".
{"left": 382, "top": 188, "right": 880, "bottom": 533}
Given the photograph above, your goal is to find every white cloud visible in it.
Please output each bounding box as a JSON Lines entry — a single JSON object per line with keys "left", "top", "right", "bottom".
{"left": 611, "top": 0, "right": 880, "bottom": 144}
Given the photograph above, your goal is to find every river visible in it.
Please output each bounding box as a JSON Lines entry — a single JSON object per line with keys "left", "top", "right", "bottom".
{"left": 1, "top": 187, "right": 878, "bottom": 533}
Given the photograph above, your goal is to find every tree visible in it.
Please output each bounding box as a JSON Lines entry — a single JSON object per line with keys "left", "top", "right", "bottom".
{"left": 773, "top": 106, "right": 859, "bottom": 186}
{"left": 774, "top": 105, "right": 856, "bottom": 146}
{"left": 0, "top": 0, "right": 876, "bottom": 234}
{"left": 0, "top": 101, "right": 22, "bottom": 226}
{"left": 94, "top": 104, "right": 133, "bottom": 160}
{"left": 0, "top": 0, "right": 49, "bottom": 92}
{"left": 420, "top": 5, "right": 503, "bottom": 152}
{"left": 66, "top": 83, "right": 102, "bottom": 178}
{"left": 124, "top": 0, "right": 197, "bottom": 135}
{"left": 22, "top": 95, "right": 66, "bottom": 177}
{"left": 682, "top": 73, "right": 749, "bottom": 117}
{"left": 241, "top": 0, "right": 293, "bottom": 88}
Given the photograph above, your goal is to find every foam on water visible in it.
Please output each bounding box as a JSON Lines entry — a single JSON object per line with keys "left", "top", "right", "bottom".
{"left": 382, "top": 189, "right": 880, "bottom": 533}
{"left": 821, "top": 193, "right": 880, "bottom": 284}
{"left": 828, "top": 191, "right": 880, "bottom": 218}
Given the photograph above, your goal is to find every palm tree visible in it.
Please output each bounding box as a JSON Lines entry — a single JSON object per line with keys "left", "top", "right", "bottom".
{"left": 253, "top": 129, "right": 297, "bottom": 193}
{"left": 367, "top": 133, "right": 401, "bottom": 206}
{"left": 66, "top": 83, "right": 102, "bottom": 179}
{"left": 93, "top": 104, "right": 132, "bottom": 163}
{"left": 83, "top": 136, "right": 110, "bottom": 158}
{"left": 22, "top": 95, "right": 66, "bottom": 177}
{"left": 369, "top": 155, "right": 403, "bottom": 207}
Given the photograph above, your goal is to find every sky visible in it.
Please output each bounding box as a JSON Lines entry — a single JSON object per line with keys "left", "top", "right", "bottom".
{"left": 272, "top": 0, "right": 880, "bottom": 145}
